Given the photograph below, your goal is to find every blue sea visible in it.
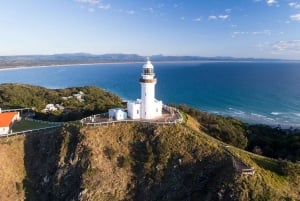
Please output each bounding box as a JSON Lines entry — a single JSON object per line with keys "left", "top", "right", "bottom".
{"left": 1, "top": 61, "right": 300, "bottom": 127}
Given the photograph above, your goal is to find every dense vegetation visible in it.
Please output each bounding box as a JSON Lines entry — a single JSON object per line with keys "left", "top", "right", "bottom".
{"left": 0, "top": 83, "right": 123, "bottom": 121}
{"left": 177, "top": 104, "right": 300, "bottom": 162}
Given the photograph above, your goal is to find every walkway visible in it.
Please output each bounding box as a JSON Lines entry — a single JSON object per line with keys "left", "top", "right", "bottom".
{"left": 224, "top": 147, "right": 255, "bottom": 175}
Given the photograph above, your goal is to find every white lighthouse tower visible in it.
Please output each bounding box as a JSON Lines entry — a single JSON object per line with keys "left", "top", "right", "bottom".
{"left": 127, "top": 58, "right": 162, "bottom": 119}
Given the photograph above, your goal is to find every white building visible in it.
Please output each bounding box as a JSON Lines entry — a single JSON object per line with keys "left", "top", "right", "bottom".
{"left": 0, "top": 110, "right": 20, "bottom": 135}
{"left": 108, "top": 108, "right": 127, "bottom": 120}
{"left": 127, "top": 59, "right": 162, "bottom": 119}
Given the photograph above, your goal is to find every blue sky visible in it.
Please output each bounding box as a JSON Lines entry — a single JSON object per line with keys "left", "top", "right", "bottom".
{"left": 0, "top": 0, "right": 299, "bottom": 59}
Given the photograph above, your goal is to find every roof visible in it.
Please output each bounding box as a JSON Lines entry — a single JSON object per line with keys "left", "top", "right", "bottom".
{"left": 0, "top": 112, "right": 19, "bottom": 127}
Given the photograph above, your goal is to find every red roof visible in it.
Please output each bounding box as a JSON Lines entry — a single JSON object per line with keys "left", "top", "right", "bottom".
{"left": 0, "top": 112, "right": 19, "bottom": 127}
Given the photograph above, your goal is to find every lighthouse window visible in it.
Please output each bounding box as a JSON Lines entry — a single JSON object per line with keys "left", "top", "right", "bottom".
{"left": 137, "top": 110, "right": 139, "bottom": 114}
{"left": 144, "top": 68, "right": 153, "bottom": 75}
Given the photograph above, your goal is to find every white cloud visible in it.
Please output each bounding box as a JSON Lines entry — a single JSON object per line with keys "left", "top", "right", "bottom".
{"left": 193, "top": 17, "right": 202, "bottom": 22}
{"left": 271, "top": 40, "right": 300, "bottom": 52}
{"left": 289, "top": 2, "right": 300, "bottom": 8}
{"left": 209, "top": 15, "right": 217, "bottom": 20}
{"left": 208, "top": 15, "right": 229, "bottom": 20}
{"left": 144, "top": 7, "right": 154, "bottom": 13}
{"left": 98, "top": 4, "right": 111, "bottom": 10}
{"left": 232, "top": 30, "right": 272, "bottom": 37}
{"left": 266, "top": 0, "right": 278, "bottom": 6}
{"left": 225, "top": 9, "right": 232, "bottom": 13}
{"left": 254, "top": 0, "right": 279, "bottom": 6}
{"left": 76, "top": 0, "right": 111, "bottom": 11}
{"left": 219, "top": 15, "right": 229, "bottom": 20}
{"left": 77, "top": 0, "right": 100, "bottom": 4}
{"left": 290, "top": 13, "right": 300, "bottom": 21}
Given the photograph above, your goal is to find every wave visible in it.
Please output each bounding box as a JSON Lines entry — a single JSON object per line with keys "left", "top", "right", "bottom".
{"left": 294, "top": 113, "right": 300, "bottom": 117}
{"left": 271, "top": 112, "right": 282, "bottom": 116}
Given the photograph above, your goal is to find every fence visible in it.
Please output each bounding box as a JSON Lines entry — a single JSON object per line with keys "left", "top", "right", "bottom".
{"left": 0, "top": 126, "right": 61, "bottom": 138}
{"left": 25, "top": 117, "right": 65, "bottom": 125}
{"left": 81, "top": 105, "right": 183, "bottom": 126}
{"left": 224, "top": 147, "right": 255, "bottom": 175}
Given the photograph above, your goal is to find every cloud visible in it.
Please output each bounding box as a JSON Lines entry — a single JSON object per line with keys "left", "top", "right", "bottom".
{"left": 266, "top": 0, "right": 278, "bottom": 6}
{"left": 144, "top": 7, "right": 154, "bottom": 13}
{"left": 77, "top": 0, "right": 100, "bottom": 4}
{"left": 271, "top": 40, "right": 300, "bottom": 52}
{"left": 290, "top": 13, "right": 300, "bottom": 21}
{"left": 208, "top": 15, "right": 229, "bottom": 20}
{"left": 76, "top": 0, "right": 111, "bottom": 11}
{"left": 219, "top": 15, "right": 229, "bottom": 20}
{"left": 193, "top": 17, "right": 202, "bottom": 22}
{"left": 98, "top": 4, "right": 111, "bottom": 10}
{"left": 225, "top": 9, "right": 232, "bottom": 13}
{"left": 232, "top": 30, "right": 272, "bottom": 37}
{"left": 208, "top": 15, "right": 217, "bottom": 20}
{"left": 289, "top": 2, "right": 300, "bottom": 8}
{"left": 254, "top": 0, "right": 278, "bottom": 6}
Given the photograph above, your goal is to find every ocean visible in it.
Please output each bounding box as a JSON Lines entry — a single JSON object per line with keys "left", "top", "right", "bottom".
{"left": 1, "top": 61, "right": 300, "bottom": 127}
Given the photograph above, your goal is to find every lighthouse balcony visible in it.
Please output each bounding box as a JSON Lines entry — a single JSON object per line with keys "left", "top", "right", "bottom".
{"left": 139, "top": 77, "right": 157, "bottom": 83}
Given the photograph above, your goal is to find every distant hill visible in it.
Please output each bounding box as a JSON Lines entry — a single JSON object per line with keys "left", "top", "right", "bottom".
{"left": 0, "top": 53, "right": 292, "bottom": 69}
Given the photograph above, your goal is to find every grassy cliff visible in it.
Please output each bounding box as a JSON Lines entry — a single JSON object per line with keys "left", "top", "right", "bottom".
{"left": 1, "top": 121, "right": 299, "bottom": 201}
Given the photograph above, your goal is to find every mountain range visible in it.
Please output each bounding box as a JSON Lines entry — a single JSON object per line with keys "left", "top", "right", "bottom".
{"left": 0, "top": 53, "right": 294, "bottom": 69}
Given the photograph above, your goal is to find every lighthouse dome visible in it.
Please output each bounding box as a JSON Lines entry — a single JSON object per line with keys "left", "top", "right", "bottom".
{"left": 143, "top": 59, "right": 154, "bottom": 69}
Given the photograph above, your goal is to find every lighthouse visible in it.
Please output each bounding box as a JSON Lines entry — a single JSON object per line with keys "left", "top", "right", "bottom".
{"left": 127, "top": 58, "right": 162, "bottom": 119}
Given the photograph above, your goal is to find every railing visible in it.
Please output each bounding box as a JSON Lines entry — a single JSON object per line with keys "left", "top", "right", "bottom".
{"left": 224, "top": 147, "right": 255, "bottom": 175}
{"left": 81, "top": 105, "right": 183, "bottom": 126}
{"left": 0, "top": 126, "right": 61, "bottom": 138}
{"left": 25, "top": 117, "right": 65, "bottom": 125}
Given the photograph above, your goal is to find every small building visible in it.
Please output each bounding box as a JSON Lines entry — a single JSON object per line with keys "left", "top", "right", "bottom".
{"left": 108, "top": 108, "right": 127, "bottom": 120}
{"left": 43, "top": 104, "right": 58, "bottom": 112}
{"left": 73, "top": 91, "right": 85, "bottom": 102}
{"left": 127, "top": 99, "right": 141, "bottom": 119}
{"left": 0, "top": 111, "right": 20, "bottom": 135}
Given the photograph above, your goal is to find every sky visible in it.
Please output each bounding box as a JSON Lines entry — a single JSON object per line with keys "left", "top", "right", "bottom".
{"left": 0, "top": 0, "right": 299, "bottom": 59}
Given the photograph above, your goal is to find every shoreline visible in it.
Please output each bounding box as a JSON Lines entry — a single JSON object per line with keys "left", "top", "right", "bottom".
{"left": 1, "top": 59, "right": 300, "bottom": 71}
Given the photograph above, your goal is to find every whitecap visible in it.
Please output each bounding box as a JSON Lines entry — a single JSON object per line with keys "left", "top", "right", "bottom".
{"left": 293, "top": 113, "right": 300, "bottom": 117}
{"left": 271, "top": 112, "right": 281, "bottom": 116}
{"left": 250, "top": 113, "right": 266, "bottom": 118}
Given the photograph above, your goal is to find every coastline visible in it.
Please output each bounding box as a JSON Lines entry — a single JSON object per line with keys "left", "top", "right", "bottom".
{"left": 1, "top": 59, "right": 299, "bottom": 71}
{"left": 0, "top": 61, "right": 146, "bottom": 71}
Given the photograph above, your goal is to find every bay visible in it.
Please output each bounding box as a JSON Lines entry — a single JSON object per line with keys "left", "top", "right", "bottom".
{"left": 0, "top": 61, "right": 300, "bottom": 127}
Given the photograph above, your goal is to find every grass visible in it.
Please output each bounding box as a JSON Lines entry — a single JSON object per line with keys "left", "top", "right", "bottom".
{"left": 0, "top": 135, "right": 26, "bottom": 201}
{"left": 12, "top": 120, "right": 53, "bottom": 132}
